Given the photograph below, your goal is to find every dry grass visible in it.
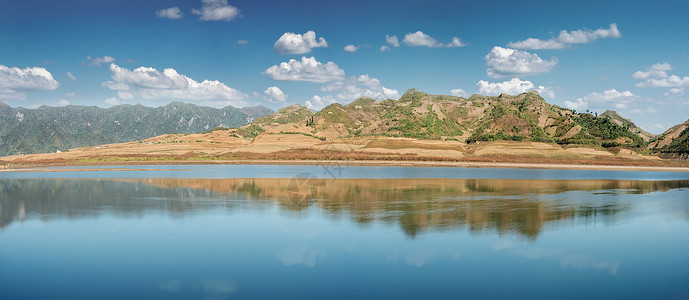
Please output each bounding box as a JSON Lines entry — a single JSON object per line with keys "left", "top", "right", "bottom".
{"left": 1, "top": 131, "right": 688, "bottom": 170}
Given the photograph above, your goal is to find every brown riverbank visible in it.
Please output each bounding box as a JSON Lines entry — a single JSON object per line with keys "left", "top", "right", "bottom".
{"left": 1, "top": 131, "right": 688, "bottom": 172}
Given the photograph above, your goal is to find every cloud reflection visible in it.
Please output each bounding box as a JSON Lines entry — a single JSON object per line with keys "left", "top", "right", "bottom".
{"left": 199, "top": 279, "right": 239, "bottom": 300}
{"left": 510, "top": 248, "right": 620, "bottom": 275}
{"left": 158, "top": 280, "right": 182, "bottom": 293}
{"left": 277, "top": 244, "right": 326, "bottom": 267}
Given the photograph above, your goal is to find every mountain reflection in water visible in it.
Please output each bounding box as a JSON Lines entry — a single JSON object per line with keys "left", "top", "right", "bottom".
{"left": 1, "top": 178, "right": 688, "bottom": 239}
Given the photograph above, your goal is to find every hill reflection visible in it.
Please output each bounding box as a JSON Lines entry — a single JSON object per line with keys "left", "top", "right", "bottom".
{"left": 1, "top": 178, "right": 687, "bottom": 239}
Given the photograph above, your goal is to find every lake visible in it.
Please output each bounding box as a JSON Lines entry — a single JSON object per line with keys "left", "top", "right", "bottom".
{"left": 1, "top": 165, "right": 689, "bottom": 299}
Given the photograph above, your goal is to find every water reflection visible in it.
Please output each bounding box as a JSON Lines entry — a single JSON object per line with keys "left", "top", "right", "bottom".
{"left": 1, "top": 178, "right": 688, "bottom": 239}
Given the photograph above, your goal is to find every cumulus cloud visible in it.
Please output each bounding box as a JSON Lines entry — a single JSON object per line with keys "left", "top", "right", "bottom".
{"left": 192, "top": 0, "right": 239, "bottom": 21}
{"left": 639, "top": 76, "right": 689, "bottom": 88}
{"left": 320, "top": 74, "right": 399, "bottom": 102}
{"left": 156, "top": 7, "right": 183, "bottom": 19}
{"left": 476, "top": 78, "right": 554, "bottom": 98}
{"left": 273, "top": 30, "right": 328, "bottom": 54}
{"left": 634, "top": 63, "right": 689, "bottom": 88}
{"left": 343, "top": 44, "right": 359, "bottom": 52}
{"left": 632, "top": 62, "right": 672, "bottom": 79}
{"left": 87, "top": 55, "right": 115, "bottom": 66}
{"left": 66, "top": 72, "right": 77, "bottom": 82}
{"left": 403, "top": 31, "right": 443, "bottom": 47}
{"left": 236, "top": 39, "right": 248, "bottom": 44}
{"left": 507, "top": 23, "right": 621, "bottom": 50}
{"left": 665, "top": 87, "right": 684, "bottom": 96}
{"left": 446, "top": 37, "right": 467, "bottom": 48}
{"left": 264, "top": 86, "right": 287, "bottom": 102}
{"left": 263, "top": 56, "right": 345, "bottom": 83}
{"left": 0, "top": 65, "right": 59, "bottom": 100}
{"left": 305, "top": 94, "right": 337, "bottom": 110}
{"left": 485, "top": 47, "right": 557, "bottom": 78}
{"left": 564, "top": 89, "right": 639, "bottom": 111}
{"left": 450, "top": 88, "right": 468, "bottom": 97}
{"left": 402, "top": 31, "right": 466, "bottom": 48}
{"left": 57, "top": 99, "right": 70, "bottom": 106}
{"left": 105, "top": 97, "right": 120, "bottom": 106}
{"left": 102, "top": 63, "right": 247, "bottom": 107}
{"left": 305, "top": 75, "right": 398, "bottom": 110}
{"left": 385, "top": 35, "right": 400, "bottom": 47}
{"left": 380, "top": 45, "right": 391, "bottom": 52}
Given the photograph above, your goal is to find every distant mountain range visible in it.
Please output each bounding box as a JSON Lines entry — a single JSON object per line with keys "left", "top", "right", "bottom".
{"left": 0, "top": 102, "right": 273, "bottom": 156}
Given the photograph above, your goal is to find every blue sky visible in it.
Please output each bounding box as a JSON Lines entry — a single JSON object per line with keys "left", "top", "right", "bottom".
{"left": 1, "top": 0, "right": 688, "bottom": 133}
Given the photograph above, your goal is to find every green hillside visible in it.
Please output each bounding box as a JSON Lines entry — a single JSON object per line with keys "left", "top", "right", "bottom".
{"left": 241, "top": 89, "right": 649, "bottom": 150}
{"left": 649, "top": 120, "right": 689, "bottom": 159}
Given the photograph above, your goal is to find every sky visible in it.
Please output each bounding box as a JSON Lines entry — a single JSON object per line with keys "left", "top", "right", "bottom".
{"left": 1, "top": 0, "right": 688, "bottom": 133}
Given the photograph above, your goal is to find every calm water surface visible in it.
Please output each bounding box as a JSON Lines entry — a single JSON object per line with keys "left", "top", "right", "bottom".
{"left": 1, "top": 165, "right": 689, "bottom": 299}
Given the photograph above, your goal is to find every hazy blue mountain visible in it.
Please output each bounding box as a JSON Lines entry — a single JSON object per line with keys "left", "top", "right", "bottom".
{"left": 0, "top": 102, "right": 273, "bottom": 156}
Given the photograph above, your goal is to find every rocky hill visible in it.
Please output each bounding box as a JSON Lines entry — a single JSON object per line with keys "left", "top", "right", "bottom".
{"left": 599, "top": 110, "right": 656, "bottom": 142}
{"left": 238, "top": 89, "right": 648, "bottom": 150}
{"left": 0, "top": 102, "right": 272, "bottom": 156}
{"left": 649, "top": 119, "right": 689, "bottom": 159}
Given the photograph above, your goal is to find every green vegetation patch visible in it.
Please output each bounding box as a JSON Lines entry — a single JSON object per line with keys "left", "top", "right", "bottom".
{"left": 237, "top": 124, "right": 265, "bottom": 138}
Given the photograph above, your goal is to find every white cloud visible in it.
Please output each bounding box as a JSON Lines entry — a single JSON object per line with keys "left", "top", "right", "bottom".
{"left": 156, "top": 7, "right": 183, "bottom": 19}
{"left": 305, "top": 94, "right": 337, "bottom": 110}
{"left": 649, "top": 62, "right": 672, "bottom": 71}
{"left": 86, "top": 55, "right": 115, "bottom": 67}
{"left": 192, "top": 0, "right": 239, "bottom": 21}
{"left": 476, "top": 78, "right": 554, "bottom": 98}
{"left": 263, "top": 56, "right": 345, "bottom": 83}
{"left": 632, "top": 62, "right": 672, "bottom": 79}
{"left": 66, "top": 72, "right": 77, "bottom": 82}
{"left": 507, "top": 38, "right": 566, "bottom": 50}
{"left": 105, "top": 97, "right": 120, "bottom": 106}
{"left": 402, "top": 31, "right": 466, "bottom": 48}
{"left": 320, "top": 74, "right": 399, "bottom": 102}
{"left": 385, "top": 35, "right": 400, "bottom": 47}
{"left": 446, "top": 37, "right": 467, "bottom": 48}
{"left": 634, "top": 63, "right": 689, "bottom": 88}
{"left": 57, "top": 99, "right": 70, "bottom": 106}
{"left": 273, "top": 30, "right": 328, "bottom": 54}
{"left": 236, "top": 39, "right": 248, "bottom": 44}
{"left": 507, "top": 23, "right": 621, "bottom": 50}
{"left": 306, "top": 74, "right": 398, "bottom": 109}
{"left": 564, "top": 89, "right": 639, "bottom": 111}
{"left": 638, "top": 75, "right": 689, "bottom": 88}
{"left": 665, "top": 87, "right": 684, "bottom": 96}
{"left": 264, "top": 86, "right": 287, "bottom": 102}
{"left": 380, "top": 45, "right": 390, "bottom": 52}
{"left": 450, "top": 88, "right": 468, "bottom": 97}
{"left": 102, "top": 63, "right": 247, "bottom": 107}
{"left": 485, "top": 47, "right": 557, "bottom": 78}
{"left": 344, "top": 44, "right": 359, "bottom": 52}
{"left": 0, "top": 65, "right": 59, "bottom": 100}
{"left": 403, "top": 31, "right": 443, "bottom": 47}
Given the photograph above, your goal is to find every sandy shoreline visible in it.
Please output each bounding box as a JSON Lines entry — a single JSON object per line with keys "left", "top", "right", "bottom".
{"left": 2, "top": 159, "right": 689, "bottom": 173}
